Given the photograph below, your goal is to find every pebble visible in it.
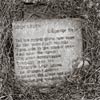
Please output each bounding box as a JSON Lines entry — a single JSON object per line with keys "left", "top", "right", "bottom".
{"left": 77, "top": 59, "right": 90, "bottom": 68}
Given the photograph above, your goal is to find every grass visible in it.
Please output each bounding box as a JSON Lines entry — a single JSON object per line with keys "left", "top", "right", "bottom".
{"left": 0, "top": 0, "right": 100, "bottom": 100}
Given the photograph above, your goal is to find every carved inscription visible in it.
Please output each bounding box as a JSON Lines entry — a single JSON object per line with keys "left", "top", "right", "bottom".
{"left": 13, "top": 19, "right": 82, "bottom": 86}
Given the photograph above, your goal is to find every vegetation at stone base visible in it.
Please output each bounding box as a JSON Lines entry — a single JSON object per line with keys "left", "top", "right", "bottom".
{"left": 0, "top": 0, "right": 100, "bottom": 100}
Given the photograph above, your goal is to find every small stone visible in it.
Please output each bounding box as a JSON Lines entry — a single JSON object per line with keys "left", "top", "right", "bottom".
{"left": 77, "top": 60, "right": 89, "bottom": 68}
{"left": 72, "top": 57, "right": 90, "bottom": 69}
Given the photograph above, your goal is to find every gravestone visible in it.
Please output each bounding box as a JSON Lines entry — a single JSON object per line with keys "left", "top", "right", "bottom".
{"left": 12, "top": 18, "right": 82, "bottom": 86}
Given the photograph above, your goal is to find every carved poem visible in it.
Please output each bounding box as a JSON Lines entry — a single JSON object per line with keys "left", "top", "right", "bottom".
{"left": 13, "top": 18, "right": 82, "bottom": 86}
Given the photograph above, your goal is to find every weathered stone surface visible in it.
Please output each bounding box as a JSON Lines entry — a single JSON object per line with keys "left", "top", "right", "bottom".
{"left": 13, "top": 18, "right": 82, "bottom": 86}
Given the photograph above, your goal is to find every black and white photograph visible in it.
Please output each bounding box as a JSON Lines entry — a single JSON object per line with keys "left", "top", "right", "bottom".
{"left": 0, "top": 0, "right": 100, "bottom": 100}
